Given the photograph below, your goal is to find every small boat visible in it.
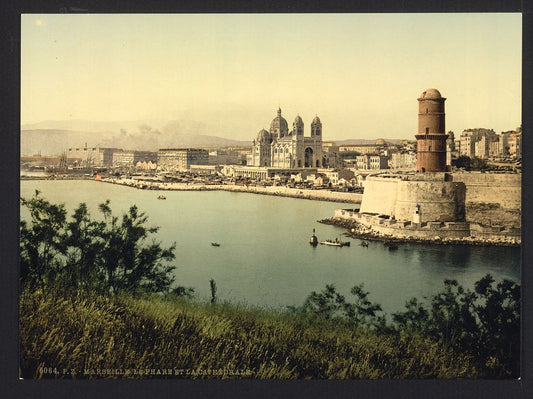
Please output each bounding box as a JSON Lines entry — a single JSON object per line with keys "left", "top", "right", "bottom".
{"left": 157, "top": 195, "right": 166, "bottom": 200}
{"left": 310, "top": 228, "right": 318, "bottom": 246}
{"left": 211, "top": 242, "right": 220, "bottom": 247}
{"left": 360, "top": 241, "right": 369, "bottom": 247}
{"left": 384, "top": 241, "right": 399, "bottom": 250}
{"left": 320, "top": 238, "right": 350, "bottom": 247}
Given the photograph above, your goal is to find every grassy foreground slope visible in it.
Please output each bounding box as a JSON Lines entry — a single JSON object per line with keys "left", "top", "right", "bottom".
{"left": 20, "top": 287, "right": 480, "bottom": 379}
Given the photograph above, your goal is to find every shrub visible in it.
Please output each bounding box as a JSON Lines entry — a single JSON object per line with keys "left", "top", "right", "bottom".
{"left": 20, "top": 191, "right": 190, "bottom": 296}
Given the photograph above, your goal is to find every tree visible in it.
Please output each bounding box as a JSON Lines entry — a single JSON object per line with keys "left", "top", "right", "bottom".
{"left": 20, "top": 190, "right": 67, "bottom": 288}
{"left": 454, "top": 155, "right": 488, "bottom": 171}
{"left": 20, "top": 191, "right": 188, "bottom": 296}
{"left": 455, "top": 155, "right": 471, "bottom": 169}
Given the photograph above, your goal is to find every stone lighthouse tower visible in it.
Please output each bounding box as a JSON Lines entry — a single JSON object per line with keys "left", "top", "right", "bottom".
{"left": 415, "top": 88, "right": 448, "bottom": 172}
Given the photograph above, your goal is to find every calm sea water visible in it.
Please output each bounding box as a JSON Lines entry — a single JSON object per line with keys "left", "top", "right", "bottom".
{"left": 20, "top": 180, "right": 521, "bottom": 314}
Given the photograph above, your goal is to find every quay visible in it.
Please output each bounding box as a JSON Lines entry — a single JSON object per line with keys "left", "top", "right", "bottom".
{"left": 99, "top": 177, "right": 363, "bottom": 204}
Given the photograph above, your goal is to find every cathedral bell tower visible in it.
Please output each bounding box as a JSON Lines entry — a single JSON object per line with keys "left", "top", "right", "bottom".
{"left": 311, "top": 115, "right": 322, "bottom": 138}
{"left": 293, "top": 115, "right": 304, "bottom": 138}
{"left": 415, "top": 88, "right": 448, "bottom": 173}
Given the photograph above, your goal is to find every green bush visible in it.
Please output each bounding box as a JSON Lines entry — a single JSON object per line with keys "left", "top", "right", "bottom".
{"left": 20, "top": 191, "right": 190, "bottom": 296}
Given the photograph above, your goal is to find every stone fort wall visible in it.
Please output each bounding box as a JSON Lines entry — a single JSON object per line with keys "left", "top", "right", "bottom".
{"left": 452, "top": 172, "right": 521, "bottom": 210}
{"left": 394, "top": 180, "right": 465, "bottom": 222}
{"left": 452, "top": 172, "right": 521, "bottom": 227}
{"left": 334, "top": 209, "right": 520, "bottom": 244}
{"left": 359, "top": 176, "right": 465, "bottom": 223}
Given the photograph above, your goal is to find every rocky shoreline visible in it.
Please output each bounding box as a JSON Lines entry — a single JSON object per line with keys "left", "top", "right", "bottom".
{"left": 318, "top": 218, "right": 520, "bottom": 247}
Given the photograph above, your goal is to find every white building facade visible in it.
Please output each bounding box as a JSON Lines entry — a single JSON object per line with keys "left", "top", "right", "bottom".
{"left": 250, "top": 108, "right": 324, "bottom": 169}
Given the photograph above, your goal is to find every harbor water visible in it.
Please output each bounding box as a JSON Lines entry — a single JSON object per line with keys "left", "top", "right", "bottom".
{"left": 20, "top": 180, "right": 521, "bottom": 314}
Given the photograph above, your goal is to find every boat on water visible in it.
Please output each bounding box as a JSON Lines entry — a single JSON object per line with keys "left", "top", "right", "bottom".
{"left": 384, "top": 241, "right": 399, "bottom": 250}
{"left": 157, "top": 195, "right": 166, "bottom": 200}
{"left": 360, "top": 241, "right": 369, "bottom": 247}
{"left": 320, "top": 238, "right": 350, "bottom": 247}
{"left": 211, "top": 242, "right": 221, "bottom": 247}
{"left": 310, "top": 228, "right": 318, "bottom": 246}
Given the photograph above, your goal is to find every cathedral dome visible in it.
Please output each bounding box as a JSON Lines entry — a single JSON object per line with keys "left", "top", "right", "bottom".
{"left": 294, "top": 115, "right": 303, "bottom": 124}
{"left": 420, "top": 88, "right": 442, "bottom": 99}
{"left": 257, "top": 129, "right": 270, "bottom": 142}
{"left": 312, "top": 115, "right": 321, "bottom": 124}
{"left": 270, "top": 107, "right": 289, "bottom": 135}
{"left": 375, "top": 138, "right": 386, "bottom": 145}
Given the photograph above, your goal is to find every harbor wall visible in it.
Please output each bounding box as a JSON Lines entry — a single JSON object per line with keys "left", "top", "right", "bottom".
{"left": 359, "top": 176, "right": 465, "bottom": 223}
{"left": 452, "top": 172, "right": 521, "bottom": 210}
{"left": 359, "top": 177, "right": 399, "bottom": 216}
{"left": 452, "top": 172, "right": 521, "bottom": 227}
{"left": 333, "top": 209, "right": 520, "bottom": 244}
{"left": 393, "top": 180, "right": 465, "bottom": 222}
{"left": 103, "top": 178, "right": 363, "bottom": 203}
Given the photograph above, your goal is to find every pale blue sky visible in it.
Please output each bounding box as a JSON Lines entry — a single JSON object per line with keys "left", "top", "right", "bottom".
{"left": 21, "top": 13, "right": 522, "bottom": 140}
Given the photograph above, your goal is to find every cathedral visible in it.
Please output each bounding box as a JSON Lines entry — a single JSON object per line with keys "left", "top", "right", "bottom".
{"left": 249, "top": 108, "right": 323, "bottom": 168}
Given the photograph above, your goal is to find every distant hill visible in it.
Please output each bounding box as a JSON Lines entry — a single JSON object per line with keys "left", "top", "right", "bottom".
{"left": 21, "top": 119, "right": 166, "bottom": 133}
{"left": 332, "top": 138, "right": 410, "bottom": 146}
{"left": 20, "top": 123, "right": 250, "bottom": 156}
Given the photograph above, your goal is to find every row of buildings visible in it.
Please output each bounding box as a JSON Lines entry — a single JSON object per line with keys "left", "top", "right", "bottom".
{"left": 58, "top": 106, "right": 520, "bottom": 174}
{"left": 452, "top": 127, "right": 522, "bottom": 160}
{"left": 64, "top": 146, "right": 249, "bottom": 171}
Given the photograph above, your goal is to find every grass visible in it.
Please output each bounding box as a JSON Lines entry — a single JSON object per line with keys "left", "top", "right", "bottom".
{"left": 19, "top": 286, "right": 481, "bottom": 379}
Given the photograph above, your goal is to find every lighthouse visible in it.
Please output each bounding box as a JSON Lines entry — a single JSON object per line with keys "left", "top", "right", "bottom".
{"left": 415, "top": 88, "right": 448, "bottom": 172}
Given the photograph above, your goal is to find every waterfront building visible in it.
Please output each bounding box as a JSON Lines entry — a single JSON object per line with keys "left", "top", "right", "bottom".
{"left": 113, "top": 150, "right": 135, "bottom": 167}
{"left": 157, "top": 148, "right": 209, "bottom": 172}
{"left": 113, "top": 150, "right": 158, "bottom": 168}
{"left": 222, "top": 165, "right": 318, "bottom": 180}
{"left": 189, "top": 165, "right": 222, "bottom": 175}
{"left": 135, "top": 160, "right": 157, "bottom": 170}
{"left": 67, "top": 145, "right": 118, "bottom": 167}
{"left": 415, "top": 88, "right": 448, "bottom": 173}
{"left": 250, "top": 108, "right": 324, "bottom": 168}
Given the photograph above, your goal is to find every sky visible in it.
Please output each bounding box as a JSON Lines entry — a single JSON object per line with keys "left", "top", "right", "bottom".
{"left": 21, "top": 13, "right": 522, "bottom": 141}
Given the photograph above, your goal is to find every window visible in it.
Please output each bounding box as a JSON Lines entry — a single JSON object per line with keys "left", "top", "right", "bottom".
{"left": 426, "top": 128, "right": 429, "bottom": 134}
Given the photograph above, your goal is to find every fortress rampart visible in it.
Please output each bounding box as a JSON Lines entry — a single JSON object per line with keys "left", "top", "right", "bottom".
{"left": 333, "top": 209, "right": 520, "bottom": 245}
{"left": 359, "top": 174, "right": 465, "bottom": 223}
{"left": 452, "top": 172, "right": 521, "bottom": 210}
{"left": 349, "top": 171, "right": 521, "bottom": 245}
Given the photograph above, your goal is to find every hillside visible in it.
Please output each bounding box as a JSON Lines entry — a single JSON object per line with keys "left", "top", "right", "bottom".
{"left": 20, "top": 127, "right": 250, "bottom": 156}
{"left": 19, "top": 287, "right": 480, "bottom": 379}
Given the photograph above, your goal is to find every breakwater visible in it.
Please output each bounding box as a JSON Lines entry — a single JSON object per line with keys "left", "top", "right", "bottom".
{"left": 325, "top": 209, "right": 520, "bottom": 247}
